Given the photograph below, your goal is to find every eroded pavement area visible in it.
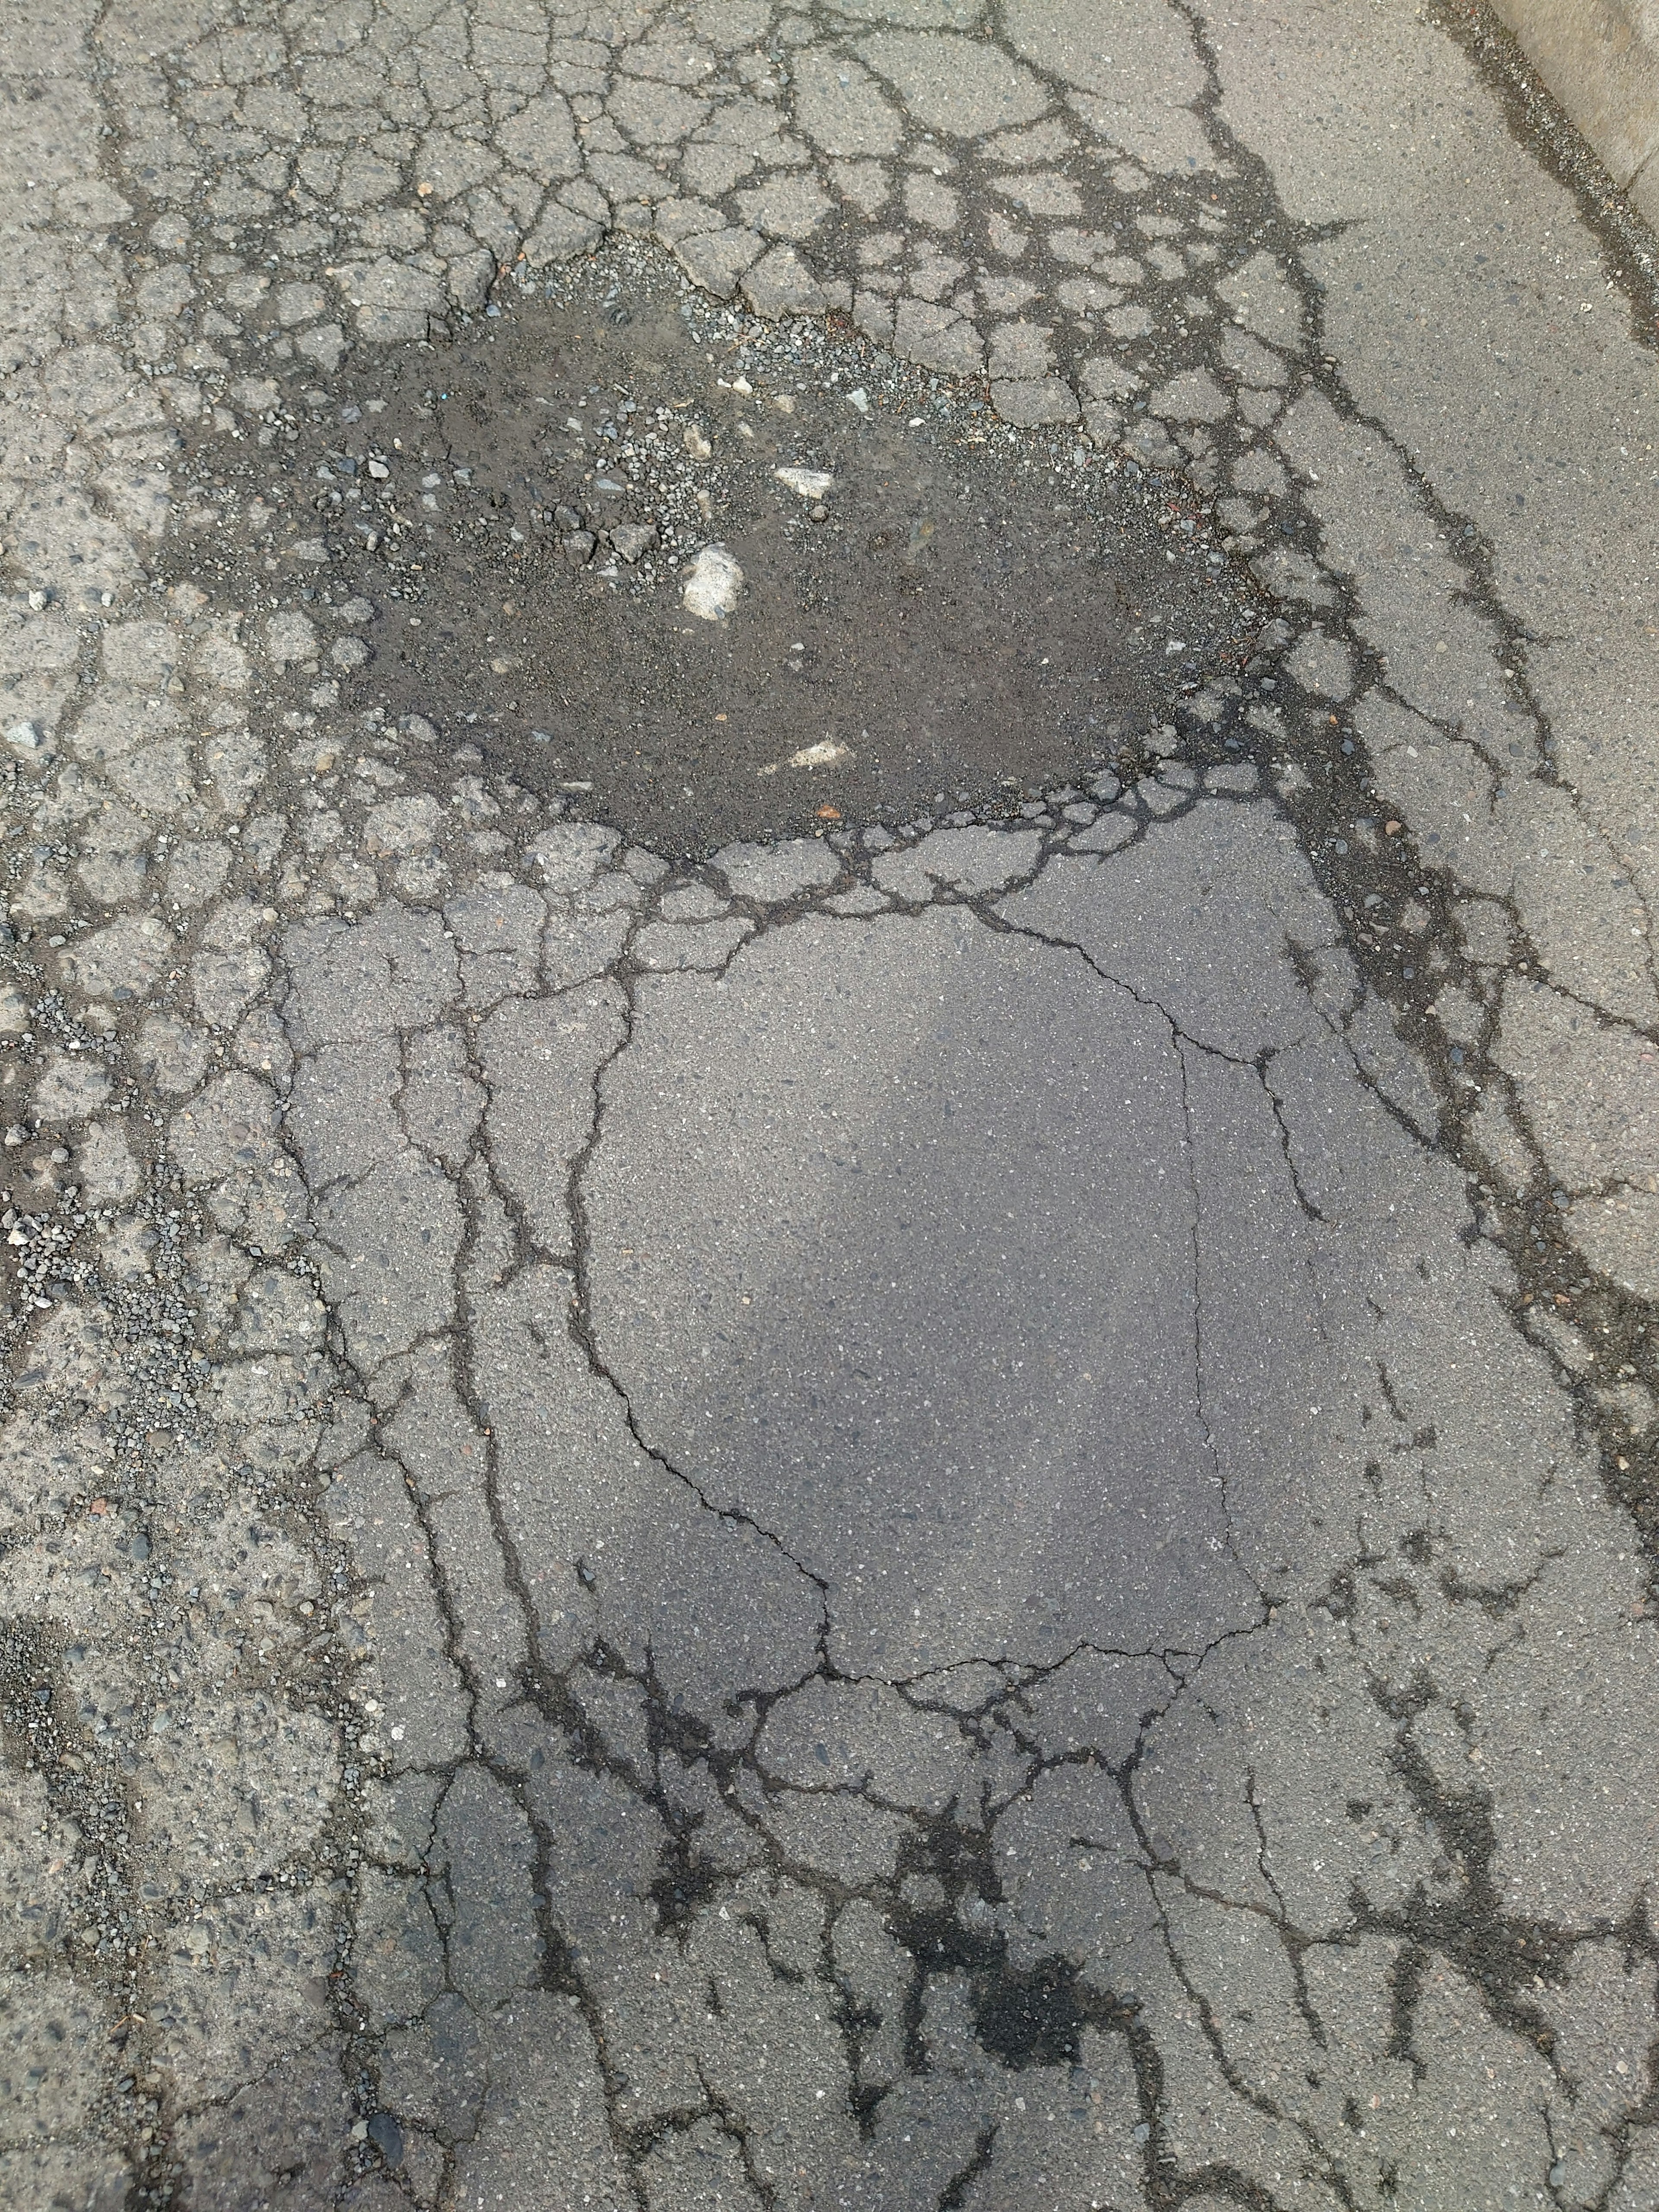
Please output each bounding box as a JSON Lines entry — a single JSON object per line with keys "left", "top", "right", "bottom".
{"left": 3, "top": 3, "right": 1659, "bottom": 2210}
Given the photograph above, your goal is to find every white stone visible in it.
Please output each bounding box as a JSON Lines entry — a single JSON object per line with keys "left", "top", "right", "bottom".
{"left": 683, "top": 546, "right": 744, "bottom": 621}
{"left": 788, "top": 740, "right": 852, "bottom": 769}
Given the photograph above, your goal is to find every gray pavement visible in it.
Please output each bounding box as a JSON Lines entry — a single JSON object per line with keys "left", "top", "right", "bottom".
{"left": 2, "top": 4, "right": 1659, "bottom": 2210}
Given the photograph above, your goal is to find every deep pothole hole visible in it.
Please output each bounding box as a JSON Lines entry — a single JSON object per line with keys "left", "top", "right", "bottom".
{"left": 165, "top": 239, "right": 1262, "bottom": 853}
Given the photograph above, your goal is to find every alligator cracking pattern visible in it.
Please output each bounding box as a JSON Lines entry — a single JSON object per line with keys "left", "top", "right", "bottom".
{"left": 242, "top": 791, "right": 1649, "bottom": 2212}
{"left": 2, "top": 2, "right": 1658, "bottom": 2209}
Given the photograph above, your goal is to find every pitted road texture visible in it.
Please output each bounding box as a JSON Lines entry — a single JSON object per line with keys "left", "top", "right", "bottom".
{"left": 4, "top": 4, "right": 1659, "bottom": 2212}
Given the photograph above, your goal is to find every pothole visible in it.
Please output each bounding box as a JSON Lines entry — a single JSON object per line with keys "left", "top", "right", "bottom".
{"left": 168, "top": 240, "right": 1262, "bottom": 853}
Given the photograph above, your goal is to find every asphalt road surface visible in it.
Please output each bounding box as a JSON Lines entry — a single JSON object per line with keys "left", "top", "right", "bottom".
{"left": 1, "top": 4, "right": 1658, "bottom": 2210}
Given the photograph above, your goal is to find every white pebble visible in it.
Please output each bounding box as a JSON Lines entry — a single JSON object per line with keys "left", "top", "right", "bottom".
{"left": 682, "top": 545, "right": 743, "bottom": 622}
{"left": 775, "top": 466, "right": 835, "bottom": 499}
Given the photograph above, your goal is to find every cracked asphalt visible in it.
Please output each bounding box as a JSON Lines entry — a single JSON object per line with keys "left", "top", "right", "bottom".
{"left": 2, "top": 3, "right": 1659, "bottom": 2209}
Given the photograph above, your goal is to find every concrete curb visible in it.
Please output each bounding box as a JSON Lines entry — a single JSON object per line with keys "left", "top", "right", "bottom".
{"left": 1491, "top": 0, "right": 1659, "bottom": 226}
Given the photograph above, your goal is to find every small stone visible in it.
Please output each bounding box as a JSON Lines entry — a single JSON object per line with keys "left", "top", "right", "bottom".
{"left": 609, "top": 522, "right": 658, "bottom": 563}
{"left": 683, "top": 545, "right": 744, "bottom": 622}
{"left": 775, "top": 466, "right": 835, "bottom": 500}
{"left": 366, "top": 2113, "right": 404, "bottom": 2165}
